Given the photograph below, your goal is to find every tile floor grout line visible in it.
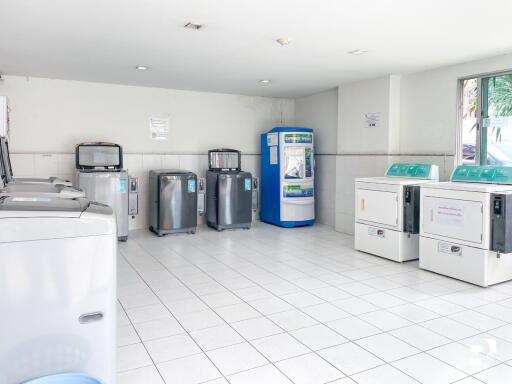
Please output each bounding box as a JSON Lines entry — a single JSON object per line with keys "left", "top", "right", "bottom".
{"left": 155, "top": 235, "right": 398, "bottom": 381}
{"left": 225, "top": 237, "right": 512, "bottom": 380}
{"left": 116, "top": 298, "right": 168, "bottom": 382}
{"left": 133, "top": 237, "right": 306, "bottom": 384}
{"left": 161, "top": 231, "right": 510, "bottom": 380}
{"left": 129, "top": 239, "right": 302, "bottom": 382}
{"left": 119, "top": 248, "right": 227, "bottom": 383}
{"left": 120, "top": 226, "right": 512, "bottom": 383}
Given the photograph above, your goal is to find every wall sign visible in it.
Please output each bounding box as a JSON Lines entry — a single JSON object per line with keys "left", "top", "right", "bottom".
{"left": 364, "top": 112, "right": 380, "bottom": 129}
{"left": 149, "top": 116, "right": 170, "bottom": 140}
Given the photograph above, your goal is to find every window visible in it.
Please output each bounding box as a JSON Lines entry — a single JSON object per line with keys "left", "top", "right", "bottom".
{"left": 460, "top": 72, "right": 512, "bottom": 166}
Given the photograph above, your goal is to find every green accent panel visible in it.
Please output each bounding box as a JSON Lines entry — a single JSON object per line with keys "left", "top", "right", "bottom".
{"left": 451, "top": 165, "right": 512, "bottom": 184}
{"left": 284, "top": 133, "right": 313, "bottom": 144}
{"left": 386, "top": 163, "right": 432, "bottom": 178}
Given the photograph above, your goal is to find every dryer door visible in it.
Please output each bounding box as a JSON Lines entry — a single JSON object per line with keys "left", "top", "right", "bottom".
{"left": 422, "top": 196, "right": 484, "bottom": 244}
{"left": 356, "top": 188, "right": 399, "bottom": 228}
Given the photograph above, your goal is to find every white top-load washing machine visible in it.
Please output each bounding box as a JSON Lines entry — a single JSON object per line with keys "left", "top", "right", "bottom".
{"left": 0, "top": 143, "right": 83, "bottom": 199}
{"left": 420, "top": 165, "right": 512, "bottom": 287}
{"left": 0, "top": 137, "right": 72, "bottom": 186}
{"left": 355, "top": 163, "right": 439, "bottom": 262}
{"left": 0, "top": 196, "right": 117, "bottom": 384}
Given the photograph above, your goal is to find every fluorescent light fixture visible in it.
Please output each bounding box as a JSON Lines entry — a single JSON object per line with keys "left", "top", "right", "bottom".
{"left": 135, "top": 66, "right": 149, "bottom": 70}
{"left": 184, "top": 22, "right": 203, "bottom": 30}
{"left": 259, "top": 79, "right": 271, "bottom": 85}
{"left": 276, "top": 37, "right": 291, "bottom": 46}
{"left": 348, "top": 49, "right": 368, "bottom": 56}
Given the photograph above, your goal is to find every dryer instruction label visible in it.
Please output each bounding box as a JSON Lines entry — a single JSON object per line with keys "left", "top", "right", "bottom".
{"left": 438, "top": 241, "right": 463, "bottom": 256}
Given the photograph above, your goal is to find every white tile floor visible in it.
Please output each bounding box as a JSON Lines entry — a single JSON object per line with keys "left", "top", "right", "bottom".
{"left": 117, "top": 223, "right": 512, "bottom": 384}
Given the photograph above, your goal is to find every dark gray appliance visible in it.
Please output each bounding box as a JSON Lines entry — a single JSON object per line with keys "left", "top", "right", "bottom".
{"left": 206, "top": 149, "right": 252, "bottom": 231}
{"left": 403, "top": 185, "right": 420, "bottom": 234}
{"left": 149, "top": 170, "right": 198, "bottom": 236}
{"left": 491, "top": 193, "right": 512, "bottom": 253}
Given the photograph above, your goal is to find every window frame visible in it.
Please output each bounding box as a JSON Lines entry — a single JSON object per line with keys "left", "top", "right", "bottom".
{"left": 457, "top": 69, "right": 512, "bottom": 166}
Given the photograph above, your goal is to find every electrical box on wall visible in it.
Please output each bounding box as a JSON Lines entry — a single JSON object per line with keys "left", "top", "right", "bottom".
{"left": 0, "top": 96, "right": 8, "bottom": 138}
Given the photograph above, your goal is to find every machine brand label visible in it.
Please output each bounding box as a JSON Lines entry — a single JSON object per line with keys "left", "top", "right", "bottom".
{"left": 119, "top": 178, "right": 128, "bottom": 194}
{"left": 284, "top": 133, "right": 313, "bottom": 144}
{"left": 368, "top": 227, "right": 385, "bottom": 238}
{"left": 188, "top": 179, "right": 196, "bottom": 193}
{"left": 244, "top": 178, "right": 252, "bottom": 191}
{"left": 438, "top": 241, "right": 462, "bottom": 256}
{"left": 283, "top": 185, "right": 314, "bottom": 198}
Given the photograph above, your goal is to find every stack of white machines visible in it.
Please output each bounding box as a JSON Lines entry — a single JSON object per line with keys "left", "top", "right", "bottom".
{"left": 0, "top": 134, "right": 117, "bottom": 382}
{"left": 355, "top": 163, "right": 439, "bottom": 262}
{"left": 420, "top": 165, "right": 512, "bottom": 287}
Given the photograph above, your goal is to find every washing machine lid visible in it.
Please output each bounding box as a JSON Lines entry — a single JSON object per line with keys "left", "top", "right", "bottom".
{"left": 0, "top": 184, "right": 84, "bottom": 198}
{"left": 153, "top": 169, "right": 194, "bottom": 175}
{"left": 0, "top": 196, "right": 89, "bottom": 218}
{"left": 9, "top": 176, "right": 73, "bottom": 186}
{"left": 355, "top": 177, "right": 437, "bottom": 186}
{"left": 421, "top": 181, "right": 512, "bottom": 193}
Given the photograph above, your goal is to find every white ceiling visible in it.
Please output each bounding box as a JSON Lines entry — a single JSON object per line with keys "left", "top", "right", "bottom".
{"left": 1, "top": 0, "right": 512, "bottom": 98}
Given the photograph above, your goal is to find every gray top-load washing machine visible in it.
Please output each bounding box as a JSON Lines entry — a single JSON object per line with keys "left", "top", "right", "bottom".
{"left": 148, "top": 169, "right": 198, "bottom": 236}
{"left": 75, "top": 142, "right": 129, "bottom": 241}
{"left": 206, "top": 149, "right": 252, "bottom": 231}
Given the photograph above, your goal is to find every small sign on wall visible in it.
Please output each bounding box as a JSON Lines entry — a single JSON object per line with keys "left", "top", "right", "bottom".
{"left": 149, "top": 116, "right": 170, "bottom": 140}
{"left": 363, "top": 112, "right": 380, "bottom": 129}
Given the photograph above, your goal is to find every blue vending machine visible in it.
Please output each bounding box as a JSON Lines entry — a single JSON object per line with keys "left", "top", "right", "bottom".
{"left": 260, "top": 127, "right": 315, "bottom": 227}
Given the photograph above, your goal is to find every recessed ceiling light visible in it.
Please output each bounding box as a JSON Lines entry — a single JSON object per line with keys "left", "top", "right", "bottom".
{"left": 184, "top": 22, "right": 203, "bottom": 30}
{"left": 276, "top": 37, "right": 291, "bottom": 46}
{"left": 259, "top": 79, "right": 271, "bottom": 85}
{"left": 348, "top": 49, "right": 368, "bottom": 56}
{"left": 135, "top": 66, "right": 149, "bottom": 70}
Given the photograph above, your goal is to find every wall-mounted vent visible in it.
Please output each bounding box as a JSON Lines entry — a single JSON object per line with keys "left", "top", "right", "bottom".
{"left": 184, "top": 22, "right": 203, "bottom": 30}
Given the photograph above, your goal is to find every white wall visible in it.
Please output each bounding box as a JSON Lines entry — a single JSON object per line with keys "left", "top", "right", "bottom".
{"left": 0, "top": 75, "right": 296, "bottom": 230}
{"left": 295, "top": 89, "right": 338, "bottom": 226}
{"left": 335, "top": 53, "right": 512, "bottom": 234}
{"left": 339, "top": 76, "right": 399, "bottom": 154}
{"left": 1, "top": 76, "right": 341, "bottom": 229}
{"left": 0, "top": 76, "right": 294, "bottom": 154}
{"left": 294, "top": 89, "right": 338, "bottom": 155}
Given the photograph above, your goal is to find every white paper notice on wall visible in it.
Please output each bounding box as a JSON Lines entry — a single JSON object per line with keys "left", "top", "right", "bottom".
{"left": 363, "top": 112, "right": 380, "bottom": 129}
{"left": 149, "top": 117, "right": 170, "bottom": 140}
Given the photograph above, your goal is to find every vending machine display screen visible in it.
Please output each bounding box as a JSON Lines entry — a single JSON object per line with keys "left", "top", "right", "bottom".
{"left": 284, "top": 147, "right": 305, "bottom": 179}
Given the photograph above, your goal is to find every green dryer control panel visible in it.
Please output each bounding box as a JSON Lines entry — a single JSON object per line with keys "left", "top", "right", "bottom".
{"left": 451, "top": 165, "right": 512, "bottom": 184}
{"left": 386, "top": 163, "right": 437, "bottom": 179}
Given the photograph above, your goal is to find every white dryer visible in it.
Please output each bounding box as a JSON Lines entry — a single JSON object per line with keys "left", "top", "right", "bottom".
{"left": 355, "top": 163, "right": 439, "bottom": 262}
{"left": 0, "top": 196, "right": 117, "bottom": 384}
{"left": 420, "top": 165, "right": 512, "bottom": 287}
